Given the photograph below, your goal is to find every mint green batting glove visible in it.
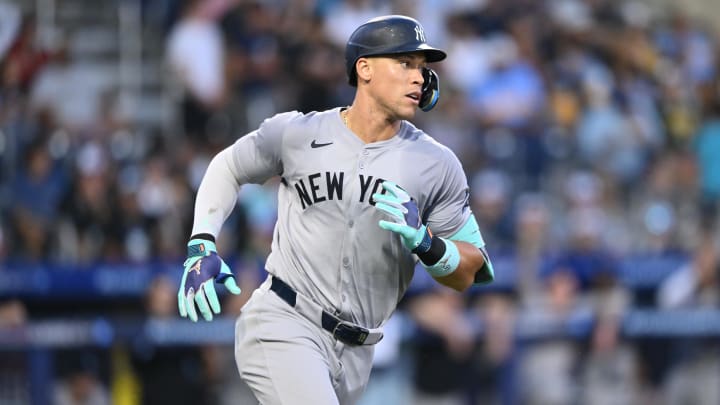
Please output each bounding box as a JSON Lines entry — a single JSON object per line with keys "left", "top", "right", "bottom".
{"left": 178, "top": 239, "right": 241, "bottom": 322}
{"left": 373, "top": 181, "right": 433, "bottom": 254}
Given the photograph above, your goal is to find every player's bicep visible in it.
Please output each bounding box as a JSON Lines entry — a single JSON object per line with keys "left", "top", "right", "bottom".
{"left": 230, "top": 111, "right": 299, "bottom": 184}
{"left": 230, "top": 131, "right": 280, "bottom": 184}
{"left": 424, "top": 151, "right": 471, "bottom": 235}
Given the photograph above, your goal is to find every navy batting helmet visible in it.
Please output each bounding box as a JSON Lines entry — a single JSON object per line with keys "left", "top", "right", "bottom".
{"left": 345, "top": 15, "right": 447, "bottom": 87}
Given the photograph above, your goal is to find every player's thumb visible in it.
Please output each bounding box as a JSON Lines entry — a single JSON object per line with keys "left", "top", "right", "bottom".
{"left": 218, "top": 261, "right": 242, "bottom": 295}
{"left": 223, "top": 277, "right": 242, "bottom": 295}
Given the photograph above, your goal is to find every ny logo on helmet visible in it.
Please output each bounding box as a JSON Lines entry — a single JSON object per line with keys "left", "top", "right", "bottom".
{"left": 414, "top": 25, "right": 426, "bottom": 42}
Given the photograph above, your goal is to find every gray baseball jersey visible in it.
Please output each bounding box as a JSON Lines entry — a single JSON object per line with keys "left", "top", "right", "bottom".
{"left": 229, "top": 106, "right": 471, "bottom": 329}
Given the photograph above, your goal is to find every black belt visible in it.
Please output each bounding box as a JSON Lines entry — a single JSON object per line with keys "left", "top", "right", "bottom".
{"left": 269, "top": 276, "right": 383, "bottom": 346}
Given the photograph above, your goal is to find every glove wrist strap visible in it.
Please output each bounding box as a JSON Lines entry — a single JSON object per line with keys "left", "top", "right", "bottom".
{"left": 187, "top": 238, "right": 217, "bottom": 257}
{"left": 411, "top": 226, "right": 433, "bottom": 254}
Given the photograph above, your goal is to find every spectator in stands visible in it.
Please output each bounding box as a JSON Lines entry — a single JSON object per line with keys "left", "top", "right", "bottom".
{"left": 635, "top": 199, "right": 680, "bottom": 256}
{"left": 655, "top": 10, "right": 717, "bottom": 88}
{"left": 581, "top": 312, "right": 640, "bottom": 405}
{"left": 468, "top": 33, "right": 545, "bottom": 130}
{"left": 222, "top": 0, "right": 286, "bottom": 116}
{"left": 322, "top": 0, "right": 390, "bottom": 48}
{"left": 575, "top": 63, "right": 646, "bottom": 189}
{"left": 442, "top": 12, "right": 494, "bottom": 95}
{"left": 132, "top": 275, "right": 210, "bottom": 405}
{"left": 693, "top": 96, "right": 720, "bottom": 230}
{"left": 0, "top": 1, "right": 21, "bottom": 62}
{"left": 657, "top": 233, "right": 720, "bottom": 310}
{"left": 113, "top": 162, "right": 155, "bottom": 264}
{"left": 0, "top": 217, "right": 6, "bottom": 262}
{"left": 414, "top": 86, "right": 484, "bottom": 175}
{"left": 512, "top": 192, "right": 554, "bottom": 308}
{"left": 470, "top": 291, "right": 517, "bottom": 405}
{"left": 0, "top": 300, "right": 29, "bottom": 404}
{"left": 1, "top": 12, "right": 56, "bottom": 94}
{"left": 517, "top": 265, "right": 590, "bottom": 405}
{"left": 136, "top": 154, "right": 185, "bottom": 258}
{"left": 8, "top": 137, "right": 68, "bottom": 262}
{"left": 470, "top": 169, "right": 515, "bottom": 251}
{"left": 0, "top": 299, "right": 25, "bottom": 327}
{"left": 58, "top": 141, "right": 124, "bottom": 263}
{"left": 166, "top": 0, "right": 229, "bottom": 145}
{"left": 53, "top": 351, "right": 110, "bottom": 405}
{"left": 405, "top": 271, "right": 477, "bottom": 405}
{"left": 657, "top": 234, "right": 720, "bottom": 405}
{"left": 292, "top": 37, "right": 346, "bottom": 114}
{"left": 581, "top": 275, "right": 639, "bottom": 405}
{"left": 553, "top": 205, "right": 620, "bottom": 291}
{"left": 627, "top": 151, "right": 700, "bottom": 254}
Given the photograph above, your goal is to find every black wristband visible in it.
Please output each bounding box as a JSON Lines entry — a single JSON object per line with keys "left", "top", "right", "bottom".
{"left": 416, "top": 237, "right": 446, "bottom": 266}
{"left": 190, "top": 233, "right": 215, "bottom": 243}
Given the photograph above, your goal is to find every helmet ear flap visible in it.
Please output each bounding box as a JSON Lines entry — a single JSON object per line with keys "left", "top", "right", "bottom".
{"left": 419, "top": 67, "right": 440, "bottom": 112}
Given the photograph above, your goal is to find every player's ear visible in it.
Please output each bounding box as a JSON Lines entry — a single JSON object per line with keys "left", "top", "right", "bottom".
{"left": 356, "top": 57, "right": 372, "bottom": 84}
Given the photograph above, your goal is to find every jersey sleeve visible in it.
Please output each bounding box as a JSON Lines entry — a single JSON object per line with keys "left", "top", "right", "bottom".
{"left": 425, "top": 149, "right": 495, "bottom": 285}
{"left": 229, "top": 111, "right": 300, "bottom": 184}
{"left": 190, "top": 111, "right": 299, "bottom": 237}
{"left": 424, "top": 149, "right": 471, "bottom": 237}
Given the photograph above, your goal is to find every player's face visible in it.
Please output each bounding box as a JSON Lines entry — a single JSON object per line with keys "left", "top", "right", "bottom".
{"left": 367, "top": 53, "right": 427, "bottom": 120}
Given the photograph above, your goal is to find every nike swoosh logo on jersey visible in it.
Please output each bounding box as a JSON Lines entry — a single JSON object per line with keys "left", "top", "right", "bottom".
{"left": 311, "top": 140, "right": 333, "bottom": 148}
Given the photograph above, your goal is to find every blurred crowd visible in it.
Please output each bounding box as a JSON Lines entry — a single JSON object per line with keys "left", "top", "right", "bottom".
{"left": 1, "top": 0, "right": 720, "bottom": 404}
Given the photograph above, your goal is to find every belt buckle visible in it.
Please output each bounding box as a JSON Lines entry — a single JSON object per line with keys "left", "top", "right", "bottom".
{"left": 332, "top": 321, "right": 369, "bottom": 345}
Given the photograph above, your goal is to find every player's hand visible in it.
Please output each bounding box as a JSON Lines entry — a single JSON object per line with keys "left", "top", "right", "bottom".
{"left": 178, "top": 239, "right": 241, "bottom": 322}
{"left": 373, "top": 181, "right": 432, "bottom": 253}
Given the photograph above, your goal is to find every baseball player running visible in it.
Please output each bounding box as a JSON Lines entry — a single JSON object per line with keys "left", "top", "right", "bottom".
{"left": 177, "top": 15, "right": 494, "bottom": 405}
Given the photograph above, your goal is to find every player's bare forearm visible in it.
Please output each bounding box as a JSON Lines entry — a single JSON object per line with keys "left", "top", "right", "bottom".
{"left": 432, "top": 241, "right": 486, "bottom": 291}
